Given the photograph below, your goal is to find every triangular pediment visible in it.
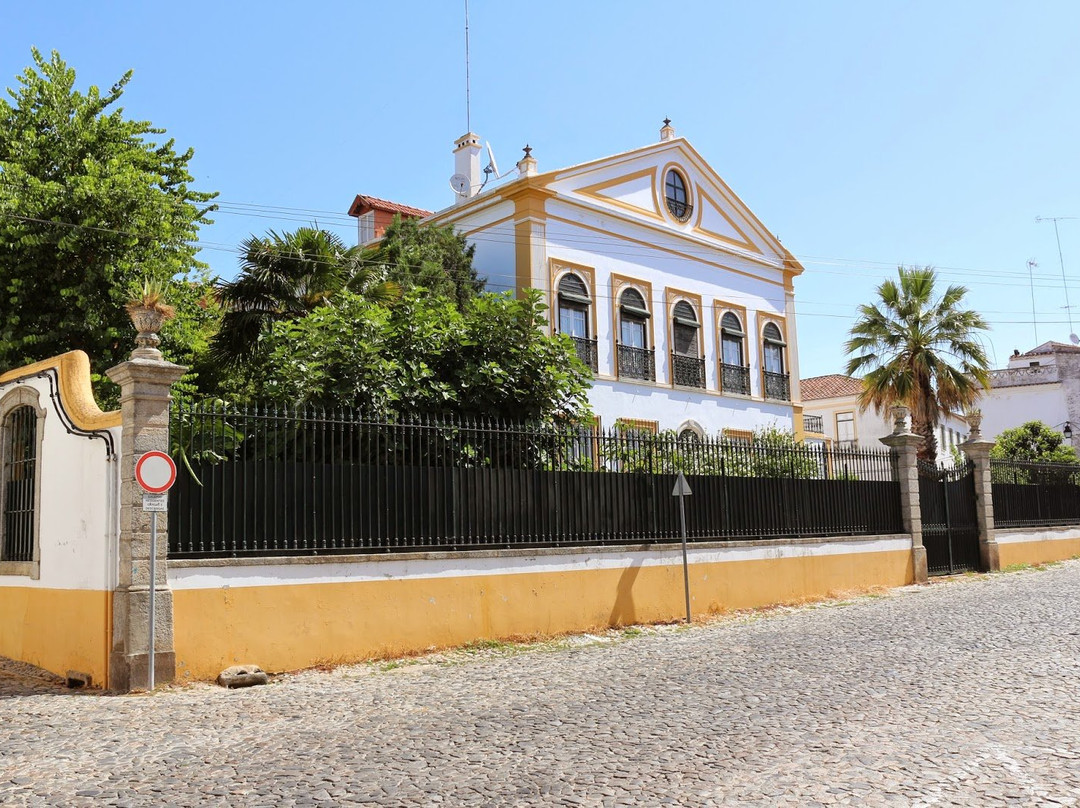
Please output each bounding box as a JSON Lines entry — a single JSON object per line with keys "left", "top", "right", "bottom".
{"left": 693, "top": 188, "right": 759, "bottom": 254}
{"left": 546, "top": 139, "right": 790, "bottom": 266}
{"left": 577, "top": 169, "right": 664, "bottom": 223}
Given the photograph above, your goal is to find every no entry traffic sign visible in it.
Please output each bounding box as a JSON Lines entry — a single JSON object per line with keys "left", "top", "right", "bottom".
{"left": 135, "top": 450, "right": 177, "bottom": 494}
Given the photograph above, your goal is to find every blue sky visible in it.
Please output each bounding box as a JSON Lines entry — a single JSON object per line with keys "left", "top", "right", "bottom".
{"left": 4, "top": 1, "right": 1080, "bottom": 379}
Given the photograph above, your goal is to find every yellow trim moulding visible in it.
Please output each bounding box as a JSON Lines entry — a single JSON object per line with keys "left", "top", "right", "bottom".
{"left": 0, "top": 351, "right": 120, "bottom": 430}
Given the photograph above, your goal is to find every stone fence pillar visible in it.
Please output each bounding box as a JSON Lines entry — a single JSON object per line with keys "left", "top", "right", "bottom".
{"left": 880, "top": 406, "right": 927, "bottom": 584}
{"left": 960, "top": 411, "right": 1000, "bottom": 572}
{"left": 106, "top": 337, "right": 186, "bottom": 691}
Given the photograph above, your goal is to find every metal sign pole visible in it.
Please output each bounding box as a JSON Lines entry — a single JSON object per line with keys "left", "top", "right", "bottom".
{"left": 678, "top": 491, "right": 691, "bottom": 623}
{"left": 671, "top": 472, "right": 693, "bottom": 624}
{"left": 135, "top": 450, "right": 176, "bottom": 692}
{"left": 148, "top": 511, "right": 157, "bottom": 691}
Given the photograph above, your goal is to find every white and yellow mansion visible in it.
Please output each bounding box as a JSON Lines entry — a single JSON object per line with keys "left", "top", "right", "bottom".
{"left": 349, "top": 121, "right": 805, "bottom": 440}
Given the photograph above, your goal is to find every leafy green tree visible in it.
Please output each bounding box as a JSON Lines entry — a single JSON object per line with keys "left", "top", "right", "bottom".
{"left": 254, "top": 288, "right": 591, "bottom": 422}
{"left": 845, "top": 266, "right": 990, "bottom": 462}
{"left": 0, "top": 49, "right": 217, "bottom": 400}
{"left": 366, "top": 215, "right": 484, "bottom": 310}
{"left": 209, "top": 227, "right": 399, "bottom": 366}
{"left": 990, "top": 421, "right": 1079, "bottom": 463}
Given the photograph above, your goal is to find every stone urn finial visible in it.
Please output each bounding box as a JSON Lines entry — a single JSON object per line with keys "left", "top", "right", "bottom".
{"left": 891, "top": 405, "right": 910, "bottom": 435}
{"left": 125, "top": 278, "right": 176, "bottom": 360}
{"left": 966, "top": 408, "right": 983, "bottom": 441}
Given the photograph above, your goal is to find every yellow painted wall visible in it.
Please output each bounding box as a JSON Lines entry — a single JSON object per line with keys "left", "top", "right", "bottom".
{"left": 0, "top": 588, "right": 110, "bottom": 685}
{"left": 999, "top": 538, "right": 1080, "bottom": 568}
{"left": 173, "top": 549, "right": 912, "bottom": 681}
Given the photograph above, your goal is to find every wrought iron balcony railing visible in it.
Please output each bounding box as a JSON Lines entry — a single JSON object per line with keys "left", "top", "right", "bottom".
{"left": 671, "top": 353, "right": 706, "bottom": 388}
{"left": 616, "top": 343, "right": 656, "bottom": 382}
{"left": 570, "top": 336, "right": 598, "bottom": 373}
{"left": 720, "top": 363, "right": 751, "bottom": 396}
{"left": 764, "top": 370, "right": 791, "bottom": 401}
{"left": 803, "top": 414, "right": 824, "bottom": 434}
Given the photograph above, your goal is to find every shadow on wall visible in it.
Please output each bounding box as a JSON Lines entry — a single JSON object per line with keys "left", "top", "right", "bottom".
{"left": 608, "top": 559, "right": 643, "bottom": 626}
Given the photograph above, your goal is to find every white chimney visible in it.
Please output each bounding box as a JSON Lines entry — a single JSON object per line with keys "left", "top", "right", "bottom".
{"left": 452, "top": 132, "right": 483, "bottom": 203}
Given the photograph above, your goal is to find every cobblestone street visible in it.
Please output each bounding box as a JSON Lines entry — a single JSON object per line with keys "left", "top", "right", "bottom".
{"left": 3, "top": 562, "right": 1080, "bottom": 806}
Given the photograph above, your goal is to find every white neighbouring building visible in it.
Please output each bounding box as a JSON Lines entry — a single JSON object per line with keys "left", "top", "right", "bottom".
{"left": 801, "top": 374, "right": 970, "bottom": 459}
{"left": 350, "top": 121, "right": 807, "bottom": 440}
{"left": 976, "top": 341, "right": 1080, "bottom": 451}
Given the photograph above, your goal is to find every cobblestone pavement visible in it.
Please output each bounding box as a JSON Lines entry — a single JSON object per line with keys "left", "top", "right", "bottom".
{"left": 4, "top": 563, "right": 1080, "bottom": 806}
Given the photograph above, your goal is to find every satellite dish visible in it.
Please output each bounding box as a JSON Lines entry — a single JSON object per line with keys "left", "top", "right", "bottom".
{"left": 449, "top": 173, "right": 470, "bottom": 196}
{"left": 484, "top": 142, "right": 501, "bottom": 179}
{"left": 1070, "top": 333, "right": 1079, "bottom": 345}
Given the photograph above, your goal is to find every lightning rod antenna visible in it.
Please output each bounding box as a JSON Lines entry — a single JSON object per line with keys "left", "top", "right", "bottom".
{"left": 1027, "top": 259, "right": 1039, "bottom": 345}
{"left": 464, "top": 0, "right": 471, "bottom": 134}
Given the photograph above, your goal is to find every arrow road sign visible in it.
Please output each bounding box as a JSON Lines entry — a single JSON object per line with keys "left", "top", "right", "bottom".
{"left": 671, "top": 472, "right": 693, "bottom": 497}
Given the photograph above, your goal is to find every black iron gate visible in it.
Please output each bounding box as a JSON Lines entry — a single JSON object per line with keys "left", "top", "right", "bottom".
{"left": 918, "top": 459, "right": 981, "bottom": 575}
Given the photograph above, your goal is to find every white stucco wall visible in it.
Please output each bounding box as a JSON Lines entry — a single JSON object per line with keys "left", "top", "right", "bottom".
{"left": 458, "top": 199, "right": 516, "bottom": 293}
{"left": 0, "top": 376, "right": 119, "bottom": 591}
{"left": 588, "top": 380, "right": 792, "bottom": 434}
{"left": 977, "top": 382, "right": 1067, "bottom": 442}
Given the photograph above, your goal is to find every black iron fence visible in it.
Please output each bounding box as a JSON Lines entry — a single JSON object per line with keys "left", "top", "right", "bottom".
{"left": 991, "top": 459, "right": 1080, "bottom": 528}
{"left": 168, "top": 401, "right": 903, "bottom": 559}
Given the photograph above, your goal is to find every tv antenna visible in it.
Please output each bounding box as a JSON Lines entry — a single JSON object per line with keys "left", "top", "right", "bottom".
{"left": 1036, "top": 215, "right": 1078, "bottom": 342}
{"left": 449, "top": 174, "right": 470, "bottom": 197}
{"left": 478, "top": 142, "right": 507, "bottom": 191}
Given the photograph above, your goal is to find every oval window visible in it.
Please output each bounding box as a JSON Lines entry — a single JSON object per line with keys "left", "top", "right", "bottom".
{"left": 664, "top": 170, "right": 691, "bottom": 221}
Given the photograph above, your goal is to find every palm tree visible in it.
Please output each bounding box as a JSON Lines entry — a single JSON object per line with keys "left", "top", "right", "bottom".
{"left": 209, "top": 227, "right": 399, "bottom": 365}
{"left": 845, "top": 266, "right": 990, "bottom": 462}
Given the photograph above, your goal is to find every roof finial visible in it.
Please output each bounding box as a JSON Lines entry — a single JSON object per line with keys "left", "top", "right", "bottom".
{"left": 660, "top": 117, "right": 676, "bottom": 141}
{"left": 663, "top": 117, "right": 671, "bottom": 127}
{"left": 517, "top": 143, "right": 538, "bottom": 177}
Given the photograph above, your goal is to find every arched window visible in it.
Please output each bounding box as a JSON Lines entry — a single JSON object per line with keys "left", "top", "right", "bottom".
{"left": 619, "top": 288, "right": 649, "bottom": 349}
{"left": 720, "top": 312, "right": 744, "bottom": 367}
{"left": 1, "top": 405, "right": 38, "bottom": 565}
{"left": 719, "top": 312, "right": 750, "bottom": 395}
{"left": 672, "top": 301, "right": 699, "bottom": 357}
{"left": 617, "top": 288, "right": 655, "bottom": 381}
{"left": 670, "top": 299, "right": 705, "bottom": 388}
{"left": 763, "top": 323, "right": 785, "bottom": 374}
{"left": 678, "top": 427, "right": 701, "bottom": 443}
{"left": 557, "top": 273, "right": 597, "bottom": 372}
{"left": 665, "top": 170, "right": 691, "bottom": 221}
{"left": 557, "top": 273, "right": 590, "bottom": 339}
{"left": 762, "top": 322, "right": 790, "bottom": 401}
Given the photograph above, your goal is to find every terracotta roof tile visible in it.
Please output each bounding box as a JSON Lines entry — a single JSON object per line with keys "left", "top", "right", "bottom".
{"left": 347, "top": 194, "right": 432, "bottom": 219}
{"left": 800, "top": 374, "right": 863, "bottom": 401}
{"left": 1021, "top": 340, "right": 1080, "bottom": 356}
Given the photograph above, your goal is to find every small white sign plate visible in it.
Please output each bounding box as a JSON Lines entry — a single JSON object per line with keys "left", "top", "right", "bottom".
{"left": 142, "top": 493, "right": 169, "bottom": 512}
